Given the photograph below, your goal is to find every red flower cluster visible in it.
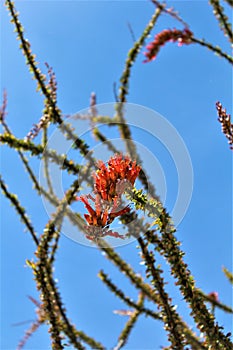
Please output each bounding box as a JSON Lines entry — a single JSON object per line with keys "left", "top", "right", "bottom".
{"left": 94, "top": 155, "right": 141, "bottom": 201}
{"left": 78, "top": 154, "right": 141, "bottom": 241}
{"left": 144, "top": 28, "right": 193, "bottom": 62}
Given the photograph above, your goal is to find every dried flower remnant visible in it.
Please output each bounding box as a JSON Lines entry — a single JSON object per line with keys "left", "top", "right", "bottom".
{"left": 77, "top": 154, "right": 141, "bottom": 241}
{"left": 17, "top": 296, "right": 46, "bottom": 350}
{"left": 208, "top": 291, "right": 219, "bottom": 302}
{"left": 207, "top": 291, "right": 220, "bottom": 317}
{"left": 89, "top": 92, "right": 98, "bottom": 117}
{"left": 113, "top": 309, "right": 135, "bottom": 316}
{"left": 216, "top": 101, "right": 233, "bottom": 150}
{"left": 0, "top": 90, "right": 7, "bottom": 123}
{"left": 144, "top": 28, "right": 193, "bottom": 62}
{"left": 25, "top": 64, "right": 58, "bottom": 141}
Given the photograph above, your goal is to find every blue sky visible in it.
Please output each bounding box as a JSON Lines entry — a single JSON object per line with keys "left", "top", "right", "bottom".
{"left": 1, "top": 1, "right": 232, "bottom": 349}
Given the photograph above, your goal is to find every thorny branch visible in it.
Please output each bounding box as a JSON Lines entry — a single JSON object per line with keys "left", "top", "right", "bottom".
{"left": 2, "top": 0, "right": 233, "bottom": 349}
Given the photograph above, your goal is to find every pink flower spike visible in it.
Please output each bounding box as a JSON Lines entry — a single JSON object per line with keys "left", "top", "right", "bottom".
{"left": 103, "top": 230, "right": 125, "bottom": 239}
{"left": 144, "top": 27, "right": 193, "bottom": 63}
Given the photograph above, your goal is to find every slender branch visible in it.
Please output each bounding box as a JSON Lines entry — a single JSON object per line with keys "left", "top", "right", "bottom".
{"left": 116, "top": 7, "right": 161, "bottom": 157}
{"left": 127, "top": 21, "right": 136, "bottom": 42}
{"left": 209, "top": 0, "right": 233, "bottom": 43}
{"left": 137, "top": 236, "right": 186, "bottom": 348}
{"left": 96, "top": 237, "right": 204, "bottom": 348}
{"left": 113, "top": 293, "right": 144, "bottom": 350}
{"left": 98, "top": 270, "right": 161, "bottom": 320}
{"left": 17, "top": 319, "right": 43, "bottom": 350}
{"left": 0, "top": 120, "right": 87, "bottom": 234}
{"left": 35, "top": 257, "right": 64, "bottom": 349}
{"left": 1, "top": 154, "right": 102, "bottom": 348}
{"left": 92, "top": 127, "right": 119, "bottom": 153}
{"left": 1, "top": 119, "right": 42, "bottom": 193}
{"left": 5, "top": 0, "right": 91, "bottom": 157}
{"left": 151, "top": 0, "right": 189, "bottom": 27}
{"left": 35, "top": 183, "right": 105, "bottom": 349}
{"left": 191, "top": 37, "right": 233, "bottom": 64}
{"left": 132, "top": 192, "right": 233, "bottom": 348}
{"left": 0, "top": 133, "right": 81, "bottom": 175}
{"left": 116, "top": 7, "right": 163, "bottom": 201}
{"left": 72, "top": 113, "right": 117, "bottom": 125}
{"left": 99, "top": 270, "right": 207, "bottom": 349}
{"left": 1, "top": 135, "right": 85, "bottom": 234}
{"left": 3, "top": 1, "right": 232, "bottom": 349}
{"left": 223, "top": 0, "right": 233, "bottom": 6}
{"left": 38, "top": 178, "right": 80, "bottom": 264}
{"left": 222, "top": 266, "right": 233, "bottom": 285}
{"left": 96, "top": 238, "right": 160, "bottom": 305}
{"left": 118, "top": 6, "right": 164, "bottom": 104}
{"left": 125, "top": 187, "right": 233, "bottom": 348}
{"left": 1, "top": 134, "right": 99, "bottom": 346}
{"left": 0, "top": 175, "right": 39, "bottom": 245}
{"left": 200, "top": 290, "right": 233, "bottom": 313}
{"left": 43, "top": 259, "right": 103, "bottom": 349}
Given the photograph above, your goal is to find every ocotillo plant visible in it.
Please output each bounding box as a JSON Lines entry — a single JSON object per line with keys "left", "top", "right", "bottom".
{"left": 1, "top": 0, "right": 232, "bottom": 349}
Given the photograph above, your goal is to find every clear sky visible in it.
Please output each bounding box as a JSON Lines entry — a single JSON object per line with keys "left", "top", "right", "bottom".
{"left": 1, "top": 1, "right": 232, "bottom": 349}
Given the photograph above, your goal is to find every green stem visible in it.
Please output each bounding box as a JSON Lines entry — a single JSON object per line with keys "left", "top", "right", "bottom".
{"left": 191, "top": 37, "right": 233, "bottom": 64}
{"left": 5, "top": 0, "right": 90, "bottom": 157}
{"left": 0, "top": 133, "right": 81, "bottom": 175}
{"left": 98, "top": 270, "right": 161, "bottom": 320}
{"left": 137, "top": 235, "right": 186, "bottom": 348}
{"left": 0, "top": 175, "right": 39, "bottom": 245}
{"left": 209, "top": 0, "right": 233, "bottom": 43}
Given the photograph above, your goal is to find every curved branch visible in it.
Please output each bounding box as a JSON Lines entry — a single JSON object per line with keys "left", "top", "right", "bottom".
{"left": 191, "top": 37, "right": 233, "bottom": 65}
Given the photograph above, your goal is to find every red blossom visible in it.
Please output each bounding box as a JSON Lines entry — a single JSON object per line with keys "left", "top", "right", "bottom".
{"left": 94, "top": 154, "right": 141, "bottom": 201}
{"left": 144, "top": 28, "right": 193, "bottom": 62}
{"left": 77, "top": 154, "right": 141, "bottom": 240}
{"left": 78, "top": 195, "right": 109, "bottom": 227}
